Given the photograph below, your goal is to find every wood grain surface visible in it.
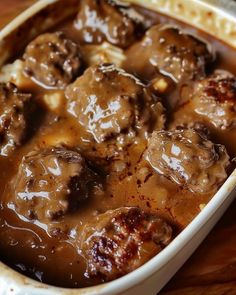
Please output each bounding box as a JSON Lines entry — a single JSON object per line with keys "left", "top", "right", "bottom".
{"left": 0, "top": 1, "right": 235, "bottom": 294}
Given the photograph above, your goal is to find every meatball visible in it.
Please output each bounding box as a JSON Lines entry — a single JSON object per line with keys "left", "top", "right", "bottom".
{"left": 65, "top": 64, "right": 165, "bottom": 144}
{"left": 0, "top": 83, "right": 31, "bottom": 156}
{"left": 75, "top": 0, "right": 145, "bottom": 48}
{"left": 81, "top": 207, "right": 172, "bottom": 281}
{"left": 173, "top": 122, "right": 211, "bottom": 138}
{"left": 145, "top": 129, "right": 229, "bottom": 193}
{"left": 124, "top": 24, "right": 212, "bottom": 82}
{"left": 13, "top": 147, "right": 102, "bottom": 222}
{"left": 187, "top": 70, "right": 236, "bottom": 129}
{"left": 24, "top": 32, "right": 82, "bottom": 89}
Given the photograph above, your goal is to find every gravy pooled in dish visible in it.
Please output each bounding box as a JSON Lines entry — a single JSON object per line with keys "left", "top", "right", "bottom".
{"left": 0, "top": 0, "right": 235, "bottom": 288}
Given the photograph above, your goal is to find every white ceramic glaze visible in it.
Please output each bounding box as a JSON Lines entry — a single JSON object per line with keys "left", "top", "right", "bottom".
{"left": 0, "top": 1, "right": 235, "bottom": 294}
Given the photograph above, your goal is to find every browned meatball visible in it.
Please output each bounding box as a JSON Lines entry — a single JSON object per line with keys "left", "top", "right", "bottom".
{"left": 124, "top": 24, "right": 212, "bottom": 82}
{"left": 172, "top": 122, "right": 211, "bottom": 139}
{"left": 13, "top": 148, "right": 102, "bottom": 222}
{"left": 186, "top": 70, "right": 236, "bottom": 129}
{"left": 81, "top": 207, "right": 172, "bottom": 281}
{"left": 65, "top": 64, "right": 165, "bottom": 144}
{"left": 0, "top": 83, "right": 31, "bottom": 156}
{"left": 145, "top": 129, "right": 229, "bottom": 193}
{"left": 75, "top": 0, "right": 145, "bottom": 48}
{"left": 24, "top": 32, "right": 82, "bottom": 89}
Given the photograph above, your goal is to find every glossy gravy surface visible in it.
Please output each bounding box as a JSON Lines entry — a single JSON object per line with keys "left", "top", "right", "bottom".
{"left": 0, "top": 3, "right": 235, "bottom": 288}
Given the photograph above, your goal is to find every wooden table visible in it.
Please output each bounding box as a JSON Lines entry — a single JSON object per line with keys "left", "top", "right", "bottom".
{"left": 0, "top": 1, "right": 236, "bottom": 294}
{"left": 161, "top": 199, "right": 236, "bottom": 295}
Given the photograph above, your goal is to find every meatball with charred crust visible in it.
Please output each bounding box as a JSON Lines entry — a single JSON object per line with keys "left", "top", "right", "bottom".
{"left": 75, "top": 0, "right": 145, "bottom": 48}
{"left": 81, "top": 207, "right": 172, "bottom": 281}
{"left": 186, "top": 70, "right": 236, "bottom": 129}
{"left": 145, "top": 129, "right": 229, "bottom": 193}
{"left": 13, "top": 147, "right": 102, "bottom": 223}
{"left": 65, "top": 64, "right": 165, "bottom": 144}
{"left": 124, "top": 24, "right": 212, "bottom": 82}
{"left": 0, "top": 83, "right": 32, "bottom": 156}
{"left": 24, "top": 32, "right": 82, "bottom": 89}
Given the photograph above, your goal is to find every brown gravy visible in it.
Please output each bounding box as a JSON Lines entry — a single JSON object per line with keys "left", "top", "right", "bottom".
{"left": 0, "top": 2, "right": 235, "bottom": 289}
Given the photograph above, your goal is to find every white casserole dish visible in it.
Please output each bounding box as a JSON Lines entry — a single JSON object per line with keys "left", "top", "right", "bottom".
{"left": 0, "top": 0, "right": 235, "bottom": 294}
